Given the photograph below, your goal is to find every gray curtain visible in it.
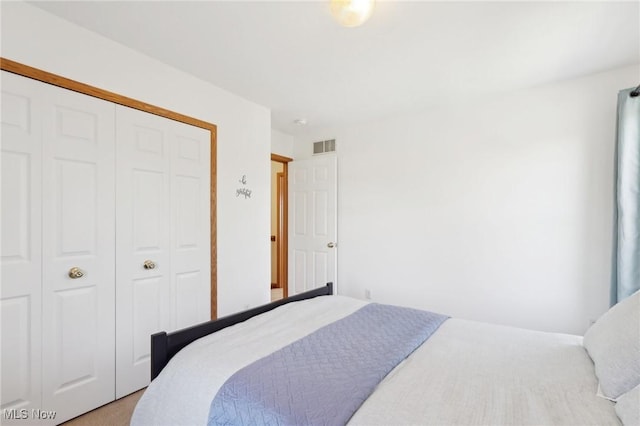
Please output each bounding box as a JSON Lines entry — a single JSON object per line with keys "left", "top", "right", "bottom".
{"left": 611, "top": 87, "right": 640, "bottom": 305}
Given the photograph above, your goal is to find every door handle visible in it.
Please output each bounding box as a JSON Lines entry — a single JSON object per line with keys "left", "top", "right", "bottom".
{"left": 68, "top": 267, "right": 84, "bottom": 279}
{"left": 143, "top": 260, "right": 156, "bottom": 270}
{"left": 327, "top": 242, "right": 336, "bottom": 248}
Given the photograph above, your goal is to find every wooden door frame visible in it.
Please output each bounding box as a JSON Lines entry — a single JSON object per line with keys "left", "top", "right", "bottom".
{"left": 0, "top": 57, "right": 219, "bottom": 319}
{"left": 271, "top": 153, "right": 292, "bottom": 298}
{"left": 275, "top": 171, "right": 284, "bottom": 289}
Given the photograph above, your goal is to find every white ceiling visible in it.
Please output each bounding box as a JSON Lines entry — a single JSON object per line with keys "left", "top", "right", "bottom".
{"left": 31, "top": 1, "right": 640, "bottom": 135}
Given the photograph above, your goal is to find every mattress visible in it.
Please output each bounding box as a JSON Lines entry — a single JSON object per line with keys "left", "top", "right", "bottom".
{"left": 131, "top": 295, "right": 619, "bottom": 425}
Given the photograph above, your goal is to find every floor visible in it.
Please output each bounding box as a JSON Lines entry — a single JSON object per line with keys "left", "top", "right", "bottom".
{"left": 61, "top": 389, "right": 144, "bottom": 426}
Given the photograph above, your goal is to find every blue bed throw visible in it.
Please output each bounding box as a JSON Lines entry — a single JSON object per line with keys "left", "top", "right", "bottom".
{"left": 207, "top": 303, "right": 448, "bottom": 426}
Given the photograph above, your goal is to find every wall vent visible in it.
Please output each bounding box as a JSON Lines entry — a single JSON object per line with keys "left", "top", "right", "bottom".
{"left": 313, "top": 139, "right": 336, "bottom": 155}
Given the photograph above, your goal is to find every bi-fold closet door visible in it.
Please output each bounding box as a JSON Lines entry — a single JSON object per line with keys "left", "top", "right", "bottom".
{"left": 1, "top": 71, "right": 116, "bottom": 425}
{"left": 1, "top": 71, "right": 211, "bottom": 424}
{"left": 115, "top": 105, "right": 211, "bottom": 398}
{"left": 2, "top": 71, "right": 46, "bottom": 421}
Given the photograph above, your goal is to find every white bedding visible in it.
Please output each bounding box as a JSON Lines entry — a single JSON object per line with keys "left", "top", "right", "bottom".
{"left": 131, "top": 295, "right": 619, "bottom": 426}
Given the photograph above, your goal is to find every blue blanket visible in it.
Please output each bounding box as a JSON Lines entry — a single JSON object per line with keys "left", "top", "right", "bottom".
{"left": 208, "top": 303, "right": 448, "bottom": 426}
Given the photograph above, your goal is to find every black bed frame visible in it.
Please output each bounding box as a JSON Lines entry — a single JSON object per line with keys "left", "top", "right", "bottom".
{"left": 150, "top": 282, "right": 334, "bottom": 380}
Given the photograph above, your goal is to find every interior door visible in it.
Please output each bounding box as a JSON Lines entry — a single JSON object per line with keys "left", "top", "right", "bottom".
{"left": 288, "top": 155, "right": 337, "bottom": 295}
{"left": 1, "top": 71, "right": 44, "bottom": 421}
{"left": 40, "top": 79, "right": 116, "bottom": 423}
{"left": 115, "top": 106, "right": 211, "bottom": 397}
{"left": 169, "top": 118, "right": 211, "bottom": 330}
{"left": 115, "top": 106, "right": 172, "bottom": 398}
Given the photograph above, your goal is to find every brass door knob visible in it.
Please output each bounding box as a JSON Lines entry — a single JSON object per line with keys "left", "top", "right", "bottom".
{"left": 143, "top": 260, "right": 156, "bottom": 270}
{"left": 68, "top": 267, "right": 84, "bottom": 279}
{"left": 327, "top": 242, "right": 336, "bottom": 248}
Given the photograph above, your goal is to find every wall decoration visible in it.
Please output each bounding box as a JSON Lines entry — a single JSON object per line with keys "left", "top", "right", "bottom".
{"left": 236, "top": 175, "right": 252, "bottom": 199}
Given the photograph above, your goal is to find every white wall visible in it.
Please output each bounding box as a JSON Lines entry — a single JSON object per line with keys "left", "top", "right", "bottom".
{"left": 271, "top": 129, "right": 294, "bottom": 158}
{"left": 294, "top": 65, "right": 639, "bottom": 335}
{"left": 1, "top": 2, "right": 272, "bottom": 316}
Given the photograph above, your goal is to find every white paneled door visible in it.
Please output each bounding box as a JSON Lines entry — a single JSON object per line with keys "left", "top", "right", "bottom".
{"left": 1, "top": 72, "right": 44, "bottom": 420}
{"left": 288, "top": 155, "right": 337, "bottom": 295}
{"left": 115, "top": 106, "right": 171, "bottom": 399}
{"left": 115, "top": 106, "right": 210, "bottom": 398}
{"left": 169, "top": 118, "right": 211, "bottom": 330}
{"left": 40, "top": 81, "right": 116, "bottom": 423}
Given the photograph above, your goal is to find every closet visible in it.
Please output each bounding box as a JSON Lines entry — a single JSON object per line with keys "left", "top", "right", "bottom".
{"left": 1, "top": 70, "right": 211, "bottom": 424}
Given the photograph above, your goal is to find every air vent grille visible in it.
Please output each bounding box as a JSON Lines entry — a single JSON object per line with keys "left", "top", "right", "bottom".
{"left": 313, "top": 139, "right": 336, "bottom": 155}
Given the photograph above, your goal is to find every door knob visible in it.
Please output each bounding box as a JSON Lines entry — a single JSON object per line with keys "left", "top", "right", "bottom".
{"left": 68, "top": 267, "right": 84, "bottom": 279}
{"left": 143, "top": 260, "right": 156, "bottom": 270}
{"left": 327, "top": 242, "right": 336, "bottom": 248}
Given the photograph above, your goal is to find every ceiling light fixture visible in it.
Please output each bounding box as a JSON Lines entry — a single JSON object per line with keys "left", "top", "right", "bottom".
{"left": 330, "top": 0, "right": 375, "bottom": 28}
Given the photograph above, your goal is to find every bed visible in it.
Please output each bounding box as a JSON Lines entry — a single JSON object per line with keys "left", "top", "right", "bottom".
{"left": 131, "top": 283, "right": 639, "bottom": 426}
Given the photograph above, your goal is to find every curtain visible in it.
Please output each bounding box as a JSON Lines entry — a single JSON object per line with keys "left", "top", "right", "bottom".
{"left": 611, "top": 87, "right": 640, "bottom": 305}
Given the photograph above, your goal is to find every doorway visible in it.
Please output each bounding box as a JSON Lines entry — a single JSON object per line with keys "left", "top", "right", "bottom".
{"left": 287, "top": 155, "right": 337, "bottom": 295}
{"left": 271, "top": 154, "right": 292, "bottom": 301}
